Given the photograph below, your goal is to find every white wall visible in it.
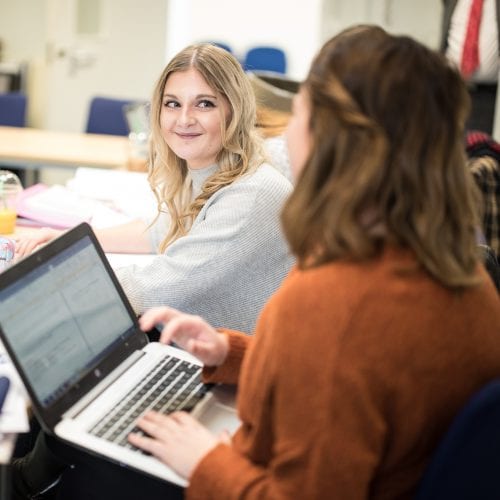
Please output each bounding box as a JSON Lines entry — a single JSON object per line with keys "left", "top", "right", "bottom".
{"left": 77, "top": 0, "right": 167, "bottom": 103}
{"left": 166, "top": 0, "right": 324, "bottom": 81}
{"left": 0, "top": 0, "right": 47, "bottom": 126}
{"left": 320, "top": 0, "right": 442, "bottom": 49}
{"left": 0, "top": 0, "right": 46, "bottom": 62}
{"left": 42, "top": 0, "right": 168, "bottom": 133}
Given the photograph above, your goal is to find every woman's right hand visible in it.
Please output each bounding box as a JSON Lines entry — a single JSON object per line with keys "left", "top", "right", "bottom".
{"left": 139, "top": 306, "right": 229, "bottom": 367}
{"left": 14, "top": 228, "right": 63, "bottom": 259}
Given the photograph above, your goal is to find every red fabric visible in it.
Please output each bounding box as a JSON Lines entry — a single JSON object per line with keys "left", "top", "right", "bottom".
{"left": 461, "top": 0, "right": 485, "bottom": 77}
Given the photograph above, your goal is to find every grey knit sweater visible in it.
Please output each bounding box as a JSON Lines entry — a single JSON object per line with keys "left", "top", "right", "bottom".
{"left": 115, "top": 163, "right": 294, "bottom": 334}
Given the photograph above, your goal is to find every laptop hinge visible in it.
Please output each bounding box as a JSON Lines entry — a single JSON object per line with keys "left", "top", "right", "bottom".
{"left": 63, "top": 350, "right": 145, "bottom": 419}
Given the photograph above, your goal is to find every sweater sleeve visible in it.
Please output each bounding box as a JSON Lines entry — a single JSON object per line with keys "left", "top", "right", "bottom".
{"left": 202, "top": 329, "right": 249, "bottom": 385}
{"left": 114, "top": 166, "right": 293, "bottom": 333}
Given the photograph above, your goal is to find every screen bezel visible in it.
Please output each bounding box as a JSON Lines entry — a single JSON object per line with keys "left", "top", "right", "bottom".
{"left": 0, "top": 223, "right": 148, "bottom": 430}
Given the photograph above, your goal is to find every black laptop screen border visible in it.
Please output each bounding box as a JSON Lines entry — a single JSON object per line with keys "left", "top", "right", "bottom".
{"left": 0, "top": 223, "right": 148, "bottom": 430}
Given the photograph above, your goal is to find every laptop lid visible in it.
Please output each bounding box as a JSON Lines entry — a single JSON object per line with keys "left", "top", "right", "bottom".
{"left": 0, "top": 222, "right": 147, "bottom": 430}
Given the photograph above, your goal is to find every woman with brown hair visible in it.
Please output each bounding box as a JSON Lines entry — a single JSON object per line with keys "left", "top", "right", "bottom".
{"left": 131, "top": 25, "right": 500, "bottom": 498}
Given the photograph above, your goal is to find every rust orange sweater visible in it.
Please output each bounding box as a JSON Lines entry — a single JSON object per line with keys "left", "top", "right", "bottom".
{"left": 188, "top": 247, "right": 500, "bottom": 499}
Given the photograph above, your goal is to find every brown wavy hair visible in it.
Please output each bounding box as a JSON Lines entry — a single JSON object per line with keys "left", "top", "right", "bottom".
{"left": 282, "top": 25, "right": 481, "bottom": 288}
{"left": 148, "top": 44, "right": 264, "bottom": 251}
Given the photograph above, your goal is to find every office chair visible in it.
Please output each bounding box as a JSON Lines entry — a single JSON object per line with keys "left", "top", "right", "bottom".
{"left": 0, "top": 92, "right": 30, "bottom": 184}
{"left": 243, "top": 46, "right": 287, "bottom": 74}
{"left": 85, "top": 96, "right": 136, "bottom": 136}
{"left": 0, "top": 92, "right": 27, "bottom": 127}
{"left": 414, "top": 378, "right": 500, "bottom": 500}
{"left": 466, "top": 132, "right": 500, "bottom": 256}
{"left": 479, "top": 244, "right": 500, "bottom": 292}
{"left": 248, "top": 71, "right": 299, "bottom": 114}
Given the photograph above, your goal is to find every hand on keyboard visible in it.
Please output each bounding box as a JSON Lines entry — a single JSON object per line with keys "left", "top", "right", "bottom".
{"left": 139, "top": 306, "right": 229, "bottom": 368}
{"left": 128, "top": 410, "right": 221, "bottom": 480}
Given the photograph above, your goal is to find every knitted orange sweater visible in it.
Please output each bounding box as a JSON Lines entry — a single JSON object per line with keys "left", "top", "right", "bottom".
{"left": 188, "top": 247, "right": 500, "bottom": 499}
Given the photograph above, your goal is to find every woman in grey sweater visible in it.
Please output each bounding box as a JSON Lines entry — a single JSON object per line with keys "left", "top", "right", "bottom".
{"left": 12, "top": 44, "right": 293, "bottom": 500}
{"left": 15, "top": 44, "right": 293, "bottom": 335}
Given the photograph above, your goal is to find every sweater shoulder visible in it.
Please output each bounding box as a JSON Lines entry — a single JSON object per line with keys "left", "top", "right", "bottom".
{"left": 228, "top": 162, "right": 292, "bottom": 198}
{"left": 200, "top": 163, "right": 292, "bottom": 220}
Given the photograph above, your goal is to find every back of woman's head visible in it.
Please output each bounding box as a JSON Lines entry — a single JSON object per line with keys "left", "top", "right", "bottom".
{"left": 149, "top": 43, "right": 264, "bottom": 250}
{"left": 283, "top": 25, "right": 480, "bottom": 288}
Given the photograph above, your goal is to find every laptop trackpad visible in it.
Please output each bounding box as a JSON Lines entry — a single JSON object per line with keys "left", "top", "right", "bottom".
{"left": 196, "top": 385, "right": 240, "bottom": 435}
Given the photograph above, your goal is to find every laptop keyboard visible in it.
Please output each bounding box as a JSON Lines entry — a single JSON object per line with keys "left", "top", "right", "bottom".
{"left": 88, "top": 354, "right": 211, "bottom": 451}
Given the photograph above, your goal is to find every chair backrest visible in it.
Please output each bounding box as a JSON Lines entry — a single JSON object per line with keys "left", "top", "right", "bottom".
{"left": 479, "top": 244, "right": 500, "bottom": 292}
{"left": 248, "top": 71, "right": 299, "bottom": 114}
{"left": 0, "top": 92, "right": 27, "bottom": 127}
{"left": 244, "top": 46, "right": 287, "bottom": 74}
{"left": 85, "top": 96, "right": 137, "bottom": 136}
{"left": 469, "top": 155, "right": 500, "bottom": 256}
{"left": 414, "top": 378, "right": 500, "bottom": 500}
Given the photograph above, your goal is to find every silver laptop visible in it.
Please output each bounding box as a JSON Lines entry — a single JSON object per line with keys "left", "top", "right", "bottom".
{"left": 0, "top": 223, "right": 239, "bottom": 486}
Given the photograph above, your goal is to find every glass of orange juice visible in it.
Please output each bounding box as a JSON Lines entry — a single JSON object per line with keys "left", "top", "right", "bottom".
{"left": 0, "top": 170, "right": 23, "bottom": 234}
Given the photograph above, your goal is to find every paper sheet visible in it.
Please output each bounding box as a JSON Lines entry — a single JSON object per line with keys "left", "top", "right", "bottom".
{"left": 0, "top": 342, "right": 29, "bottom": 434}
{"left": 105, "top": 252, "right": 157, "bottom": 269}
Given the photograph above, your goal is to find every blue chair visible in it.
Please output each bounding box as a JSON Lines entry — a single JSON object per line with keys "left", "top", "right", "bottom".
{"left": 414, "top": 379, "right": 500, "bottom": 499}
{"left": 244, "top": 46, "right": 287, "bottom": 74}
{"left": 0, "top": 92, "right": 30, "bottom": 184}
{"left": 0, "top": 92, "right": 27, "bottom": 127}
{"left": 85, "top": 96, "right": 137, "bottom": 136}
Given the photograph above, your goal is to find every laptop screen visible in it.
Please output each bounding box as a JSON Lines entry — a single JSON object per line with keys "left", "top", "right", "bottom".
{"left": 0, "top": 235, "right": 136, "bottom": 407}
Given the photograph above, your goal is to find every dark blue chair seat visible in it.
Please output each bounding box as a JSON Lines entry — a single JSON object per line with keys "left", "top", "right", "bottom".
{"left": 0, "top": 92, "right": 27, "bottom": 127}
{"left": 244, "top": 46, "right": 287, "bottom": 74}
{"left": 415, "top": 379, "right": 500, "bottom": 500}
{"left": 85, "top": 96, "right": 135, "bottom": 136}
{"left": 0, "top": 92, "right": 30, "bottom": 184}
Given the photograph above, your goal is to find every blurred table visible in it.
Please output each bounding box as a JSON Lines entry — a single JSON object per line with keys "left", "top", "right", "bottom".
{"left": 0, "top": 126, "right": 129, "bottom": 171}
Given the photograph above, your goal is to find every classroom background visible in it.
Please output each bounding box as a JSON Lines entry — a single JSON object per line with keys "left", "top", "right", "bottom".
{"left": 0, "top": 0, "right": 499, "bottom": 187}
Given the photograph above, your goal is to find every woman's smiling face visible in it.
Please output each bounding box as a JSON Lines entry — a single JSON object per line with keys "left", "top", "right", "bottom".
{"left": 160, "top": 68, "right": 231, "bottom": 169}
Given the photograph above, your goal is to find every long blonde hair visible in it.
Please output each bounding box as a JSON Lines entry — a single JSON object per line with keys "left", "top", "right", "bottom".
{"left": 282, "top": 25, "right": 481, "bottom": 288}
{"left": 148, "top": 44, "right": 264, "bottom": 252}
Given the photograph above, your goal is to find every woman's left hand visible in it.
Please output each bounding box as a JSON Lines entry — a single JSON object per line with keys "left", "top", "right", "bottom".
{"left": 128, "top": 411, "right": 223, "bottom": 479}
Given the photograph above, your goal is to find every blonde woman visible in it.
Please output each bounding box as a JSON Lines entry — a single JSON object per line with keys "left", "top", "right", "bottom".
{"left": 15, "top": 44, "right": 293, "bottom": 334}
{"left": 13, "top": 44, "right": 293, "bottom": 500}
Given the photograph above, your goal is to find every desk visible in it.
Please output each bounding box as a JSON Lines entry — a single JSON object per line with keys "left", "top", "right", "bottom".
{"left": 0, "top": 126, "right": 129, "bottom": 171}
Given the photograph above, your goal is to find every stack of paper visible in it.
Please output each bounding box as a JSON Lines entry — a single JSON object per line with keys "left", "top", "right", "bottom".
{"left": 0, "top": 341, "right": 29, "bottom": 463}
{"left": 66, "top": 167, "right": 157, "bottom": 220}
{"left": 106, "top": 252, "right": 156, "bottom": 269}
{"left": 15, "top": 183, "right": 134, "bottom": 229}
{"left": 14, "top": 167, "right": 158, "bottom": 230}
